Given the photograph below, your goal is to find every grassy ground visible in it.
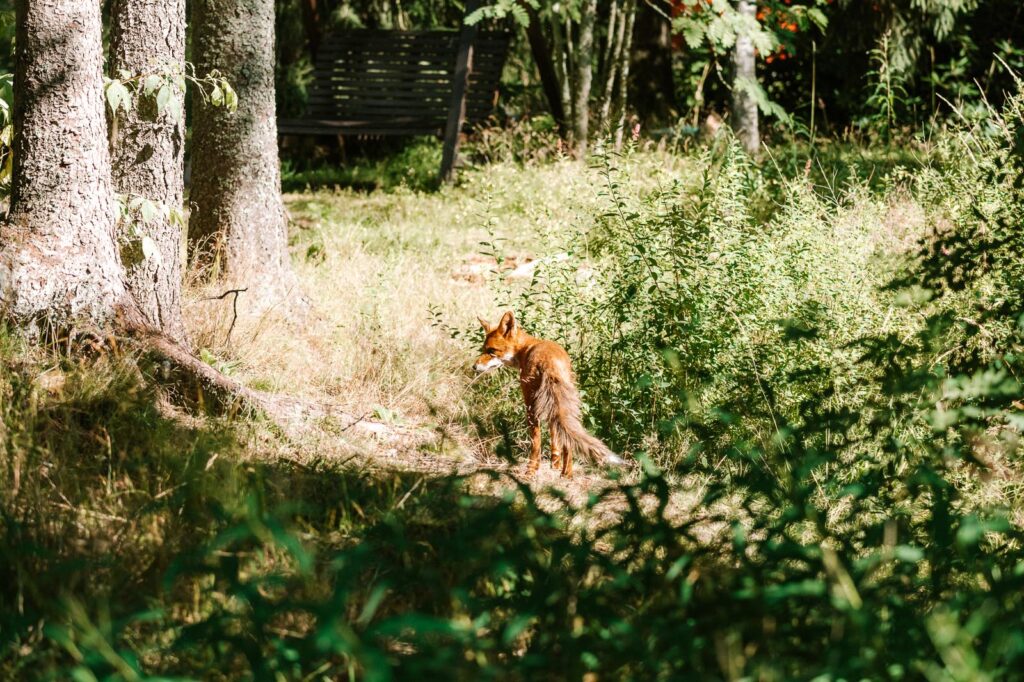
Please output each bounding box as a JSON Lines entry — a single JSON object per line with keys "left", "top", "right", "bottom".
{"left": 187, "top": 150, "right": 695, "bottom": 476}
{"left": 6, "top": 128, "right": 1024, "bottom": 677}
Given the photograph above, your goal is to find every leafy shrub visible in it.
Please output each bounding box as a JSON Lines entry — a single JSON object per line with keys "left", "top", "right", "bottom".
{"left": 474, "top": 137, "right": 906, "bottom": 469}
{"left": 6, "top": 87, "right": 1024, "bottom": 682}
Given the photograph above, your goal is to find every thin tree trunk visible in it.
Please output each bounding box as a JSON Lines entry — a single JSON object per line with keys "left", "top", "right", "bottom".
{"left": 525, "top": 4, "right": 568, "bottom": 137}
{"left": 732, "top": 0, "right": 760, "bottom": 155}
{"left": 573, "top": 0, "right": 598, "bottom": 156}
{"left": 596, "top": 0, "right": 620, "bottom": 118}
{"left": 110, "top": 0, "right": 187, "bottom": 341}
{"left": 557, "top": 14, "right": 575, "bottom": 133}
{"left": 631, "top": 0, "right": 676, "bottom": 126}
{"left": 597, "top": 0, "right": 627, "bottom": 133}
{"left": 299, "top": 0, "right": 323, "bottom": 61}
{"left": 190, "top": 0, "right": 303, "bottom": 314}
{"left": 0, "top": 0, "right": 126, "bottom": 328}
{"left": 614, "top": 1, "right": 636, "bottom": 150}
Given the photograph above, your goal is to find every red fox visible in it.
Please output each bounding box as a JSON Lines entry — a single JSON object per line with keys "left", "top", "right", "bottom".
{"left": 473, "top": 311, "right": 625, "bottom": 478}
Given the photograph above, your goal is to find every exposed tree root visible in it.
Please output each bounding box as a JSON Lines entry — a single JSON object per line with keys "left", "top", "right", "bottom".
{"left": 118, "top": 308, "right": 408, "bottom": 440}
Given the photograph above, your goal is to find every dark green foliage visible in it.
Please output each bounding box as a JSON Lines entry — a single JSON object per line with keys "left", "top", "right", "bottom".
{"left": 5, "top": 78, "right": 1024, "bottom": 682}
{"left": 280, "top": 137, "right": 443, "bottom": 192}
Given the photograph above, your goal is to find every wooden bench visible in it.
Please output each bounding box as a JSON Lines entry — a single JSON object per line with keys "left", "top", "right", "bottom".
{"left": 278, "top": 21, "right": 511, "bottom": 181}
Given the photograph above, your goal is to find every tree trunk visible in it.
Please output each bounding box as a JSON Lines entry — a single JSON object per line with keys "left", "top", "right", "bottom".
{"left": 525, "top": 4, "right": 568, "bottom": 137}
{"left": 110, "top": 0, "right": 187, "bottom": 341}
{"left": 614, "top": 2, "right": 637, "bottom": 150}
{"left": 189, "top": 0, "right": 303, "bottom": 313}
{"left": 596, "top": 0, "right": 625, "bottom": 133}
{"left": 0, "top": 0, "right": 126, "bottom": 329}
{"left": 572, "top": 0, "right": 598, "bottom": 156}
{"left": 631, "top": 0, "right": 676, "bottom": 127}
{"left": 732, "top": 0, "right": 760, "bottom": 155}
{"left": 299, "top": 0, "right": 323, "bottom": 60}
{"left": 549, "top": 14, "right": 572, "bottom": 124}
{"left": 0, "top": 0, "right": 327, "bottom": 432}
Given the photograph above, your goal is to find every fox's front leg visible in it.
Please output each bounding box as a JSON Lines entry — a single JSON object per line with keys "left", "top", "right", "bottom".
{"left": 526, "top": 409, "right": 541, "bottom": 475}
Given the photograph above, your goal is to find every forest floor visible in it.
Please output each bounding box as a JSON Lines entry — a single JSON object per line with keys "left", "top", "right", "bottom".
{"left": 181, "top": 151, "right": 716, "bottom": 533}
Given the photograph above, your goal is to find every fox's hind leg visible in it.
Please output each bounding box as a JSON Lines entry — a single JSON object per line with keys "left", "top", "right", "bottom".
{"left": 550, "top": 423, "right": 562, "bottom": 470}
{"left": 525, "top": 409, "right": 541, "bottom": 476}
{"left": 560, "top": 441, "right": 573, "bottom": 479}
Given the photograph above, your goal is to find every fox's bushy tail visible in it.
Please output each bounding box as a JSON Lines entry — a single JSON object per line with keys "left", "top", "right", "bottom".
{"left": 535, "top": 373, "right": 625, "bottom": 468}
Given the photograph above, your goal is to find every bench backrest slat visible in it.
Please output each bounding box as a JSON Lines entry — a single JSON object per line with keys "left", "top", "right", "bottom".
{"left": 294, "top": 28, "right": 510, "bottom": 132}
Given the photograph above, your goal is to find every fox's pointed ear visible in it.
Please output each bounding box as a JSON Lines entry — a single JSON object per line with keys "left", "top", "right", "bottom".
{"left": 498, "top": 311, "right": 517, "bottom": 336}
{"left": 478, "top": 316, "right": 492, "bottom": 332}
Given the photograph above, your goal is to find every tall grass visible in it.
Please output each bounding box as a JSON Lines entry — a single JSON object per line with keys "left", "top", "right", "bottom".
{"left": 2, "top": 88, "right": 1024, "bottom": 679}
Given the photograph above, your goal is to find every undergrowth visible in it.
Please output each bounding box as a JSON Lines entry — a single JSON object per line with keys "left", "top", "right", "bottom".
{"left": 2, "top": 89, "right": 1024, "bottom": 679}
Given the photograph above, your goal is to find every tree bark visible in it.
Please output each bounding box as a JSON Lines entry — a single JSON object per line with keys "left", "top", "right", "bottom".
{"left": 0, "top": 0, "right": 325, "bottom": 432}
{"left": 525, "top": 4, "right": 568, "bottom": 137}
{"left": 631, "top": 0, "right": 676, "bottom": 127}
{"left": 189, "top": 0, "right": 303, "bottom": 313}
{"left": 596, "top": 0, "right": 625, "bottom": 133}
{"left": 0, "top": 0, "right": 127, "bottom": 329}
{"left": 549, "top": 14, "right": 572, "bottom": 124}
{"left": 732, "top": 0, "right": 760, "bottom": 155}
{"left": 110, "top": 0, "right": 188, "bottom": 341}
{"left": 572, "top": 0, "right": 598, "bottom": 156}
{"left": 613, "top": 2, "right": 636, "bottom": 150}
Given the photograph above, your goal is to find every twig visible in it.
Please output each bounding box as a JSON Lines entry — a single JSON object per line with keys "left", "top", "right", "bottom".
{"left": 203, "top": 287, "right": 248, "bottom": 344}
{"left": 340, "top": 411, "right": 372, "bottom": 433}
{"left": 394, "top": 476, "right": 425, "bottom": 510}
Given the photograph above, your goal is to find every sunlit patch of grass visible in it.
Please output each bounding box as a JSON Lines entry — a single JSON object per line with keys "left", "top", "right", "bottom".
{"left": 185, "top": 151, "right": 700, "bottom": 460}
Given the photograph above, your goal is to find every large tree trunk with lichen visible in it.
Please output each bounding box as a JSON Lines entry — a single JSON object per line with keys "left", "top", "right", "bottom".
{"left": 0, "top": 0, "right": 127, "bottom": 330}
{"left": 0, "top": 0, "right": 327, "bottom": 431}
{"left": 189, "top": 0, "right": 302, "bottom": 312}
{"left": 732, "top": 0, "right": 760, "bottom": 155}
{"left": 110, "top": 0, "right": 187, "bottom": 341}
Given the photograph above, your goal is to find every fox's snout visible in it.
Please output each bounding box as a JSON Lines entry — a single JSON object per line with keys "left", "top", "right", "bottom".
{"left": 473, "top": 355, "right": 506, "bottom": 373}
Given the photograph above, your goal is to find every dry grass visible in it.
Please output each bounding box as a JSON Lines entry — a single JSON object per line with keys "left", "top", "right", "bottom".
{"left": 177, "top": 148, "right": 1023, "bottom": 524}
{"left": 182, "top": 154, "right": 694, "bottom": 468}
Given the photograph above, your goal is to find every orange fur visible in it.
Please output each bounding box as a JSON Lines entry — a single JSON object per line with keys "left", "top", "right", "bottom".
{"left": 474, "top": 311, "right": 624, "bottom": 478}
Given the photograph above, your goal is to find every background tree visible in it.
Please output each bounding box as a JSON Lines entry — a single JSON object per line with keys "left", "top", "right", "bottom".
{"left": 109, "top": 0, "right": 188, "bottom": 341}
{"left": 732, "top": 0, "right": 760, "bottom": 154}
{"left": 631, "top": 0, "right": 676, "bottom": 127}
{"left": 470, "top": 0, "right": 638, "bottom": 151}
{"left": 0, "top": 0, "right": 127, "bottom": 329}
{"left": 190, "top": 0, "right": 303, "bottom": 312}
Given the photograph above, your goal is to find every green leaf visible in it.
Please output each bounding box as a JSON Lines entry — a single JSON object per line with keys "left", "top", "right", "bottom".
{"left": 893, "top": 545, "right": 924, "bottom": 563}
{"left": 223, "top": 83, "right": 238, "bottom": 111}
{"left": 357, "top": 585, "right": 389, "bottom": 625}
{"left": 502, "top": 614, "right": 534, "bottom": 645}
{"left": 70, "top": 668, "right": 98, "bottom": 682}
{"left": 464, "top": 7, "right": 487, "bottom": 25}
{"left": 143, "top": 74, "right": 162, "bottom": 95}
{"left": 807, "top": 7, "right": 828, "bottom": 30}
{"left": 105, "top": 80, "right": 130, "bottom": 115}
{"left": 139, "top": 199, "right": 159, "bottom": 224}
{"left": 681, "top": 21, "right": 705, "bottom": 49}
{"left": 510, "top": 4, "right": 530, "bottom": 27}
{"left": 155, "top": 85, "right": 172, "bottom": 113}
{"left": 141, "top": 236, "right": 162, "bottom": 265}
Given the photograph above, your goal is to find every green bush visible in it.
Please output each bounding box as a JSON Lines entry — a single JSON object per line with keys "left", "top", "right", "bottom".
{"left": 6, "top": 88, "right": 1024, "bottom": 682}
{"left": 475, "top": 137, "right": 904, "bottom": 469}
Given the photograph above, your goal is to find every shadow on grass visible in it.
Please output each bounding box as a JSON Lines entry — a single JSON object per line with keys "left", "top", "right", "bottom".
{"left": 0, "top": 343, "right": 548, "bottom": 676}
